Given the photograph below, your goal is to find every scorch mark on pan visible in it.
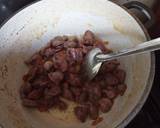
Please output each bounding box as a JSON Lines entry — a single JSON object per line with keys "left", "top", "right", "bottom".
{"left": 0, "top": 64, "right": 8, "bottom": 79}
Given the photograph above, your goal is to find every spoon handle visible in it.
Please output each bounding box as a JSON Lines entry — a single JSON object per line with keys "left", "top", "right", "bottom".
{"left": 96, "top": 37, "right": 160, "bottom": 62}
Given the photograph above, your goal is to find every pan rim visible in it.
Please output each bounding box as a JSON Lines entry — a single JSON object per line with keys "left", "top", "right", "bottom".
{"left": 0, "top": 0, "right": 155, "bottom": 128}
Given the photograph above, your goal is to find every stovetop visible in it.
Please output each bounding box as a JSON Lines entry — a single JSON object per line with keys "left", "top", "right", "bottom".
{"left": 0, "top": 0, "right": 160, "bottom": 128}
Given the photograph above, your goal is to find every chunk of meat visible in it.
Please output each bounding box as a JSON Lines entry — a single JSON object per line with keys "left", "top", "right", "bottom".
{"left": 89, "top": 104, "right": 99, "bottom": 120}
{"left": 39, "top": 43, "right": 51, "bottom": 56}
{"left": 68, "top": 74, "right": 81, "bottom": 87}
{"left": 99, "top": 98, "right": 113, "bottom": 113}
{"left": 37, "top": 98, "right": 55, "bottom": 112}
{"left": 44, "top": 86, "right": 61, "bottom": 97}
{"left": 48, "top": 71, "right": 64, "bottom": 85}
{"left": 43, "top": 61, "right": 53, "bottom": 71}
{"left": 62, "top": 82, "right": 69, "bottom": 89}
{"left": 82, "top": 45, "right": 94, "bottom": 54}
{"left": 71, "top": 87, "right": 82, "bottom": 97}
{"left": 64, "top": 41, "right": 77, "bottom": 48}
{"left": 117, "top": 84, "right": 127, "bottom": 96}
{"left": 68, "top": 64, "right": 81, "bottom": 73}
{"left": 105, "top": 73, "right": 119, "bottom": 86}
{"left": 44, "top": 48, "right": 55, "bottom": 57}
{"left": 77, "top": 91, "right": 88, "bottom": 104}
{"left": 88, "top": 92, "right": 99, "bottom": 103}
{"left": 52, "top": 52, "right": 68, "bottom": 72}
{"left": 27, "top": 88, "right": 43, "bottom": 100}
{"left": 99, "top": 80, "right": 107, "bottom": 89}
{"left": 31, "top": 76, "right": 49, "bottom": 88}
{"left": 62, "top": 88, "right": 74, "bottom": 101}
{"left": 113, "top": 69, "right": 126, "bottom": 83}
{"left": 92, "top": 85, "right": 102, "bottom": 99}
{"left": 23, "top": 66, "right": 38, "bottom": 82}
{"left": 53, "top": 58, "right": 68, "bottom": 72}
{"left": 106, "top": 85, "right": 115, "bottom": 90}
{"left": 74, "top": 105, "right": 89, "bottom": 122}
{"left": 22, "top": 99, "right": 38, "bottom": 107}
{"left": 25, "top": 53, "right": 44, "bottom": 66}
{"left": 83, "top": 30, "right": 95, "bottom": 45}
{"left": 50, "top": 36, "right": 66, "bottom": 48}
{"left": 62, "top": 36, "right": 69, "bottom": 41}
{"left": 51, "top": 39, "right": 64, "bottom": 48}
{"left": 103, "top": 89, "right": 117, "bottom": 99}
{"left": 100, "top": 60, "right": 120, "bottom": 73}
{"left": 20, "top": 83, "right": 32, "bottom": 96}
{"left": 92, "top": 117, "right": 103, "bottom": 126}
{"left": 67, "top": 48, "right": 83, "bottom": 64}
{"left": 57, "top": 100, "right": 68, "bottom": 110}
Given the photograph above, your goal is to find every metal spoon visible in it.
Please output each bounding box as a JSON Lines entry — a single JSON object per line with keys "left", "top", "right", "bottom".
{"left": 82, "top": 37, "right": 160, "bottom": 81}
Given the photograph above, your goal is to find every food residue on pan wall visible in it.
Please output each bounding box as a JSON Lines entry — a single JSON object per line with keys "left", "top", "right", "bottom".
{"left": 113, "top": 22, "right": 146, "bottom": 43}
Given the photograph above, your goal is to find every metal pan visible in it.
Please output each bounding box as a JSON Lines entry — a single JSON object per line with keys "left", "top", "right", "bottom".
{"left": 0, "top": 0, "right": 155, "bottom": 128}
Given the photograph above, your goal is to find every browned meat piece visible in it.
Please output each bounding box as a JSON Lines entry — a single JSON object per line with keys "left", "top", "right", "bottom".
{"left": 83, "top": 30, "right": 95, "bottom": 45}
{"left": 68, "top": 64, "right": 81, "bottom": 73}
{"left": 64, "top": 41, "right": 77, "bottom": 48}
{"left": 71, "top": 87, "right": 82, "bottom": 97}
{"left": 100, "top": 60, "right": 120, "bottom": 73}
{"left": 77, "top": 91, "right": 88, "bottom": 104}
{"left": 88, "top": 92, "right": 99, "bottom": 103}
{"left": 105, "top": 73, "right": 119, "bottom": 86}
{"left": 68, "top": 74, "right": 81, "bottom": 87}
{"left": 113, "top": 69, "right": 126, "bottom": 83}
{"left": 22, "top": 99, "right": 38, "bottom": 107}
{"left": 43, "top": 61, "right": 53, "bottom": 71}
{"left": 27, "top": 88, "right": 43, "bottom": 100}
{"left": 37, "top": 98, "right": 55, "bottom": 112}
{"left": 102, "top": 89, "right": 118, "bottom": 99}
{"left": 106, "top": 85, "right": 115, "bottom": 90}
{"left": 117, "top": 84, "right": 127, "bottom": 96}
{"left": 44, "top": 86, "right": 61, "bottom": 97}
{"left": 31, "top": 76, "right": 49, "bottom": 88}
{"left": 74, "top": 105, "right": 89, "bottom": 122}
{"left": 44, "top": 88, "right": 53, "bottom": 99}
{"left": 92, "top": 117, "right": 103, "bottom": 126}
{"left": 82, "top": 45, "right": 94, "bottom": 54}
{"left": 51, "top": 36, "right": 67, "bottom": 48}
{"left": 62, "top": 88, "right": 74, "bottom": 101}
{"left": 44, "top": 48, "right": 55, "bottom": 57}
{"left": 48, "top": 71, "right": 64, "bottom": 85}
{"left": 57, "top": 100, "right": 68, "bottom": 110}
{"left": 99, "top": 98, "right": 113, "bottom": 113}
{"left": 67, "top": 48, "right": 83, "bottom": 64}
{"left": 52, "top": 51, "right": 68, "bottom": 72}
{"left": 99, "top": 80, "right": 107, "bottom": 89}
{"left": 54, "top": 59, "right": 68, "bottom": 72}
{"left": 20, "top": 83, "right": 32, "bottom": 96}
{"left": 51, "top": 39, "right": 64, "bottom": 48}
{"left": 92, "top": 85, "right": 102, "bottom": 99}
{"left": 62, "top": 36, "right": 69, "bottom": 41}
{"left": 62, "top": 82, "right": 69, "bottom": 89}
{"left": 23, "top": 66, "right": 38, "bottom": 82}
{"left": 25, "top": 53, "right": 44, "bottom": 66}
{"left": 89, "top": 103, "right": 99, "bottom": 120}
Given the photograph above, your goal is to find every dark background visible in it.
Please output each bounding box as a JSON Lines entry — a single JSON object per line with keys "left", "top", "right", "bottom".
{"left": 0, "top": 0, "right": 160, "bottom": 128}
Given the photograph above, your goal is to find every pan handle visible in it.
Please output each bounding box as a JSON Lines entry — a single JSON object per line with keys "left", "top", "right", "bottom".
{"left": 123, "top": 1, "right": 155, "bottom": 29}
